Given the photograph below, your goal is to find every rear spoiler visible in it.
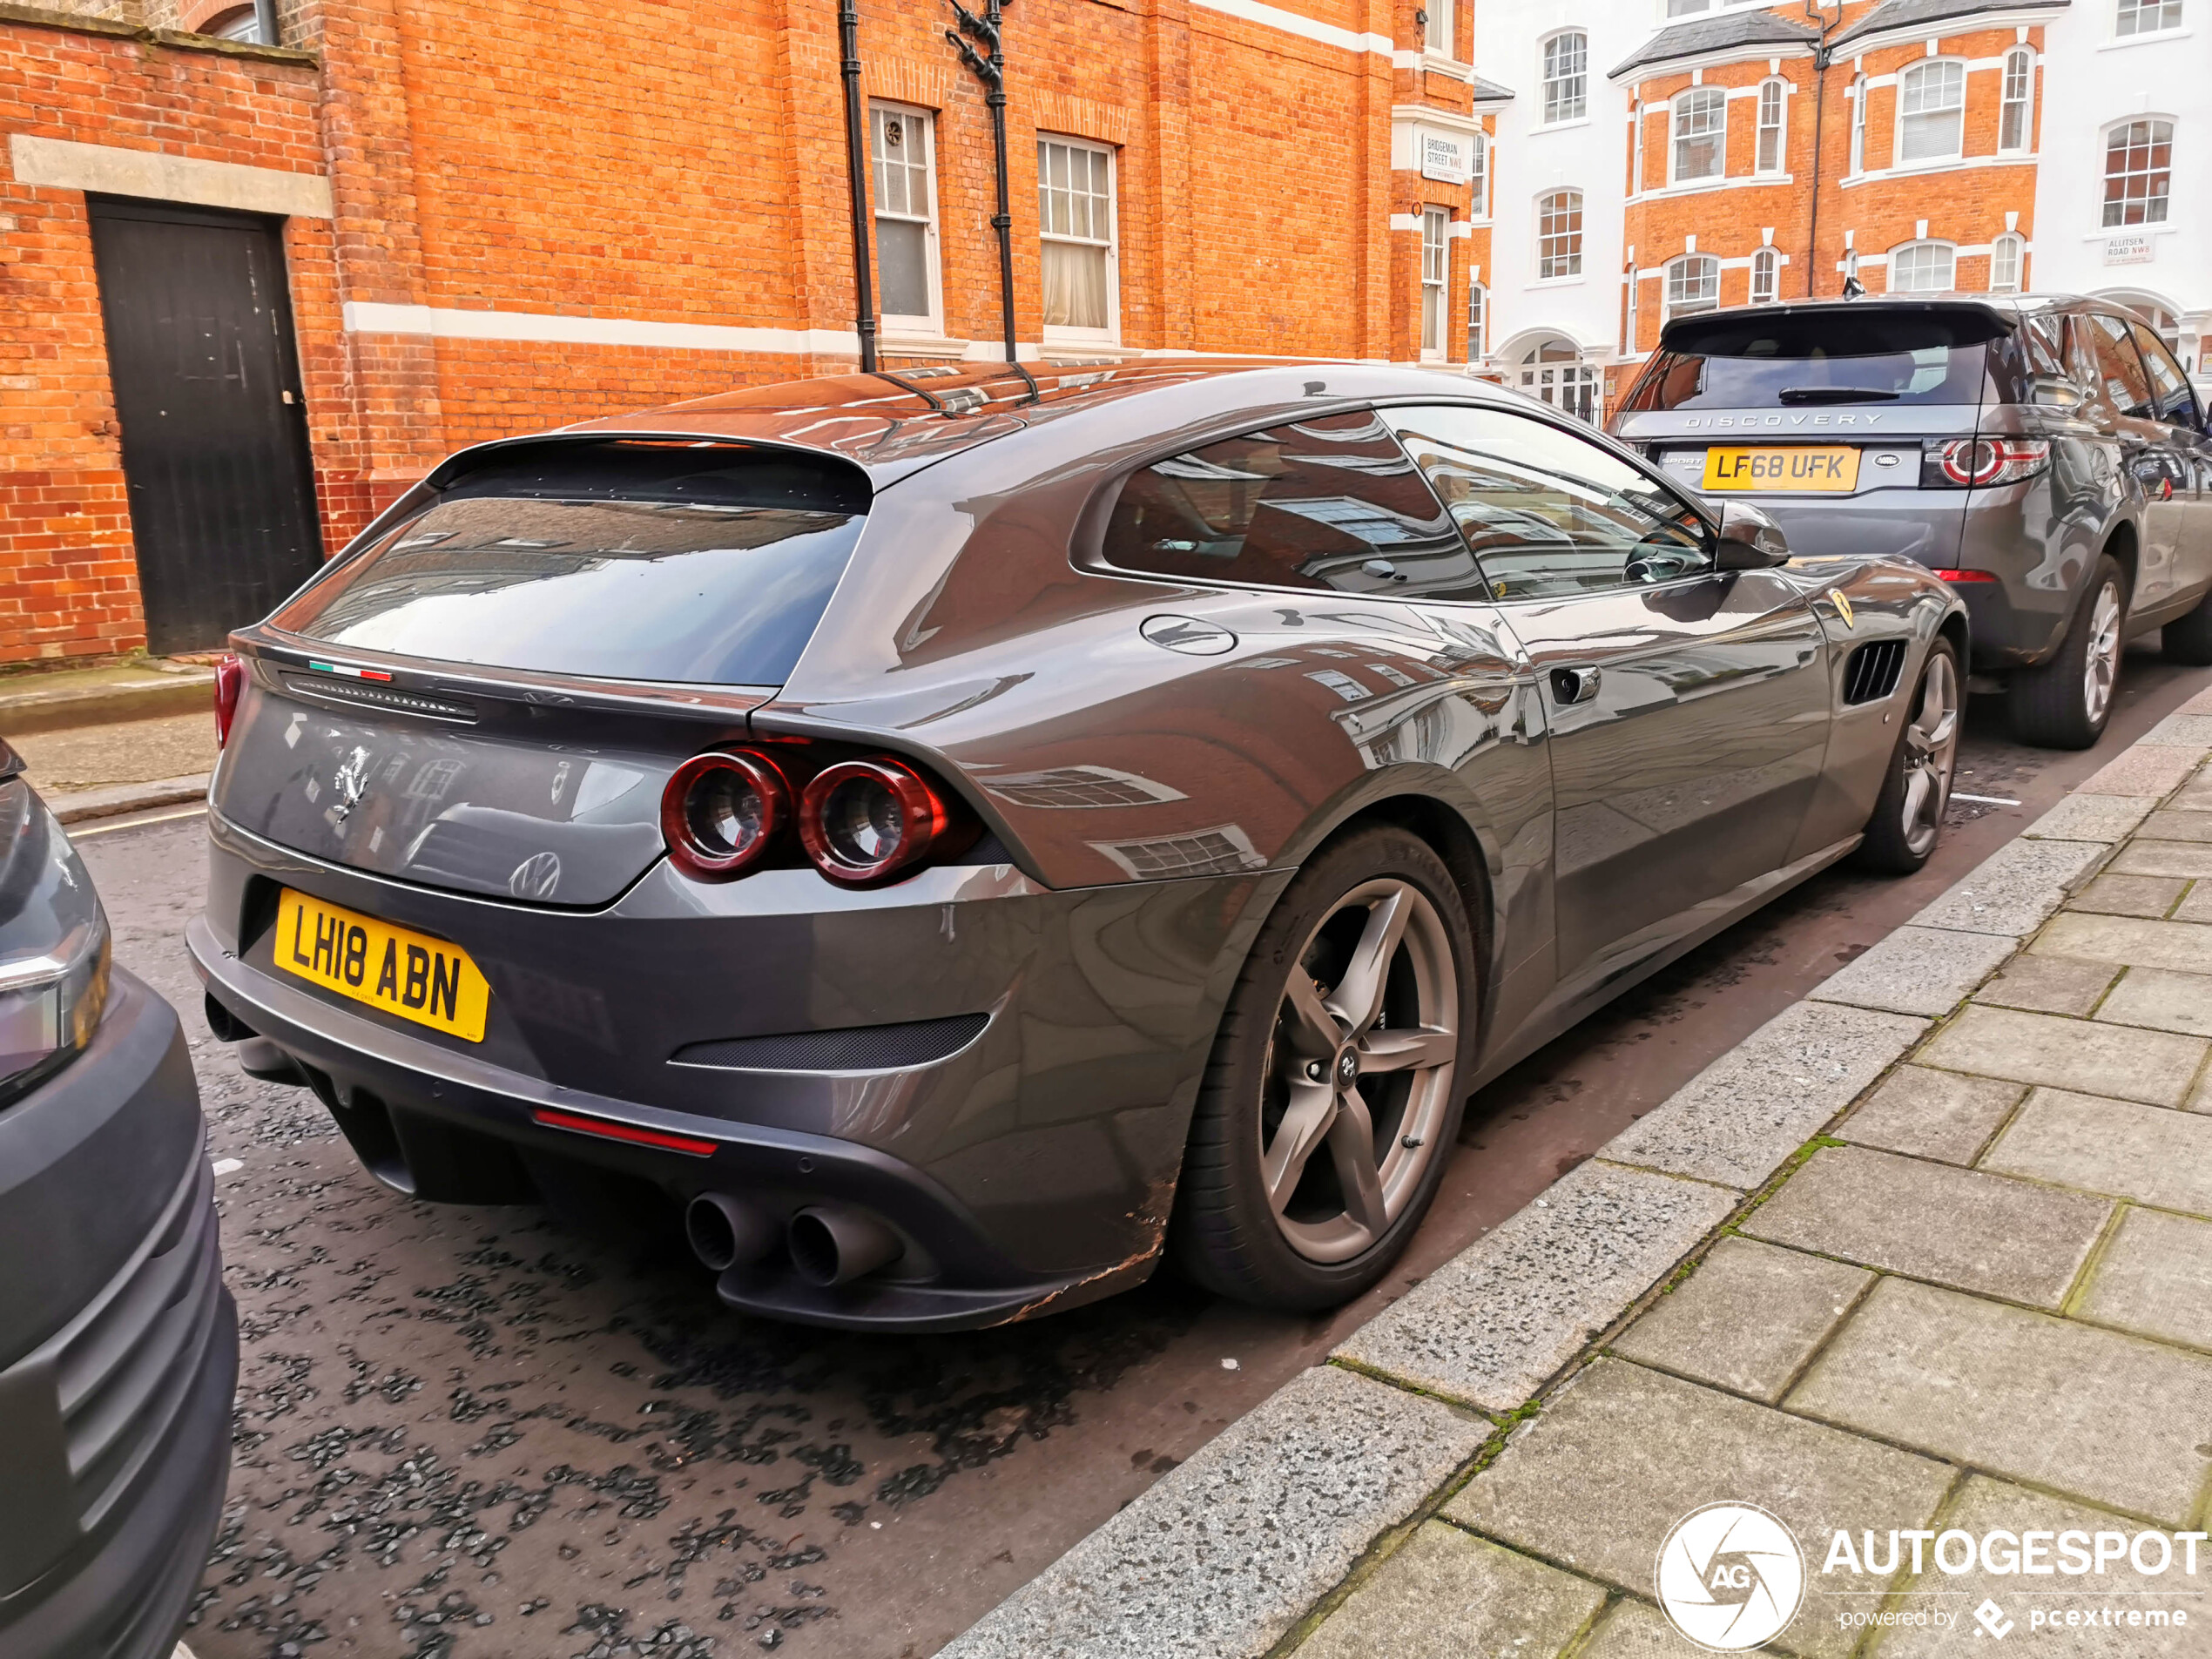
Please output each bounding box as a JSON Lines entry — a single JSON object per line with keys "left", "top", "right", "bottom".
{"left": 1658, "top": 300, "right": 2017, "bottom": 356}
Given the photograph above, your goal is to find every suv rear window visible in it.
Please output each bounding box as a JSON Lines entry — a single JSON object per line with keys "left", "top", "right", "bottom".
{"left": 270, "top": 442, "right": 867, "bottom": 686}
{"left": 1620, "top": 308, "right": 2014, "bottom": 413}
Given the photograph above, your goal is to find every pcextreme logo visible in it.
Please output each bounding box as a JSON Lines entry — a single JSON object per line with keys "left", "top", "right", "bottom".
{"left": 1656, "top": 1502, "right": 1806, "bottom": 1651}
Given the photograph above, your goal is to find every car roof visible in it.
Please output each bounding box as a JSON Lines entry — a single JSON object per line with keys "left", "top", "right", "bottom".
{"left": 462, "top": 358, "right": 1513, "bottom": 488}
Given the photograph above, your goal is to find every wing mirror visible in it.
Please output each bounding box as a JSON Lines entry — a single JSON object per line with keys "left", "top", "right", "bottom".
{"left": 1713, "top": 499, "right": 1792, "bottom": 570}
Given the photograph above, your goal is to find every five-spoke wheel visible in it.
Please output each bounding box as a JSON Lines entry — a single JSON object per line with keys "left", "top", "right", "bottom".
{"left": 1171, "top": 826, "right": 1474, "bottom": 1309}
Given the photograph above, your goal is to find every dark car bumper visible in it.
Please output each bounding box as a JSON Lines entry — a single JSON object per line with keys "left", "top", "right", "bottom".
{"left": 0, "top": 972, "right": 237, "bottom": 1659}
{"left": 190, "top": 818, "right": 1278, "bottom": 1332}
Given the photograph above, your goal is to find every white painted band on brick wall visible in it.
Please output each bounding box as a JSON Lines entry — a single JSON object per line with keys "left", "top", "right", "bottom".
{"left": 7, "top": 134, "right": 333, "bottom": 218}
{"left": 1190, "top": 0, "right": 1393, "bottom": 57}
{"left": 341, "top": 302, "right": 857, "bottom": 354}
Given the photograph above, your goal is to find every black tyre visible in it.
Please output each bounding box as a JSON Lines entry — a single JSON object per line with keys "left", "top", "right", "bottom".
{"left": 2163, "top": 586, "right": 2212, "bottom": 667}
{"left": 1170, "top": 826, "right": 1476, "bottom": 1310}
{"left": 2008, "top": 554, "right": 2127, "bottom": 750}
{"left": 1852, "top": 638, "right": 1961, "bottom": 875}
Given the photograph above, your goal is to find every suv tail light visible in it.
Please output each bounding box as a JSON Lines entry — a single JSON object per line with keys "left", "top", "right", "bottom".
{"left": 1922, "top": 438, "right": 2049, "bottom": 489}
{"left": 213, "top": 653, "right": 246, "bottom": 747}
{"left": 661, "top": 751, "right": 792, "bottom": 880}
{"left": 799, "top": 757, "right": 957, "bottom": 885}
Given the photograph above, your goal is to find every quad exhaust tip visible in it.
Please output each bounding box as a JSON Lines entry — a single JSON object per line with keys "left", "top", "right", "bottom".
{"left": 684, "top": 1192, "right": 780, "bottom": 1273}
{"left": 787, "top": 1204, "right": 903, "bottom": 1287}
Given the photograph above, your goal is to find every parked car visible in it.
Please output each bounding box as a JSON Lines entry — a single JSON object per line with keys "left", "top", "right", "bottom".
{"left": 1611, "top": 295, "right": 2212, "bottom": 748}
{"left": 0, "top": 740, "right": 235, "bottom": 1658}
{"left": 190, "top": 361, "right": 1964, "bottom": 1331}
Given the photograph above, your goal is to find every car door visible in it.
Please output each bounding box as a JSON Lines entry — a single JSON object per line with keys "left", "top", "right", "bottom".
{"left": 2127, "top": 320, "right": 2212, "bottom": 605}
{"left": 1382, "top": 402, "right": 1831, "bottom": 998}
{"left": 2082, "top": 312, "right": 2188, "bottom": 611}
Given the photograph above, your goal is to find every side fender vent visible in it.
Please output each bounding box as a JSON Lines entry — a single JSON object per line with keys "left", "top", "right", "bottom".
{"left": 1842, "top": 639, "right": 1908, "bottom": 706}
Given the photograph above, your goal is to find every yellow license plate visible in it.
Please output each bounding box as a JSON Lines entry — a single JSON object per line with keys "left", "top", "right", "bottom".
{"left": 1702, "top": 445, "right": 1862, "bottom": 492}
{"left": 274, "top": 888, "right": 491, "bottom": 1042}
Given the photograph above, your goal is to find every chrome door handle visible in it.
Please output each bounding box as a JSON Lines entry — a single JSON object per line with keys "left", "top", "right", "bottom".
{"left": 1549, "top": 665, "right": 1602, "bottom": 705}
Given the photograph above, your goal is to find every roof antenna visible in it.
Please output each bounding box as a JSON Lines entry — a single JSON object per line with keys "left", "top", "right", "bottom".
{"left": 1841, "top": 273, "right": 1866, "bottom": 300}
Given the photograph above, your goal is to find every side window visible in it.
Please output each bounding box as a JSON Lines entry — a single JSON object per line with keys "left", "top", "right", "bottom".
{"left": 1381, "top": 405, "right": 1711, "bottom": 601}
{"left": 1098, "top": 409, "right": 1490, "bottom": 602}
{"left": 2129, "top": 322, "right": 2201, "bottom": 427}
{"left": 2087, "top": 314, "right": 2156, "bottom": 417}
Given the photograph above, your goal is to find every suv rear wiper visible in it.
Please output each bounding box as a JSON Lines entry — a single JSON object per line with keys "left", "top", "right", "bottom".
{"left": 1777, "top": 387, "right": 1902, "bottom": 405}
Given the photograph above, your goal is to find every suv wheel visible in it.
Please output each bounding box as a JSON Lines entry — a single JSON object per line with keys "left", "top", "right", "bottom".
{"left": 1170, "top": 826, "right": 1474, "bottom": 1311}
{"left": 2162, "top": 585, "right": 2212, "bottom": 667}
{"left": 1853, "top": 638, "right": 1960, "bottom": 874}
{"left": 2008, "top": 554, "right": 2127, "bottom": 750}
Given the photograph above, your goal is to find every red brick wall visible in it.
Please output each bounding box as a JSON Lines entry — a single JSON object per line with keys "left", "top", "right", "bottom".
{"left": 3, "top": 0, "right": 1476, "bottom": 664}
{"left": 0, "top": 13, "right": 332, "bottom": 661}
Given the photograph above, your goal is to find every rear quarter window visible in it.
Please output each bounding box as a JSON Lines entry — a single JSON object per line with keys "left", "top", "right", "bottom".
{"left": 270, "top": 442, "right": 867, "bottom": 686}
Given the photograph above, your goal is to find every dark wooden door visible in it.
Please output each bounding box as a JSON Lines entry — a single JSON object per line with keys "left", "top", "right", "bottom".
{"left": 89, "top": 198, "right": 324, "bottom": 654}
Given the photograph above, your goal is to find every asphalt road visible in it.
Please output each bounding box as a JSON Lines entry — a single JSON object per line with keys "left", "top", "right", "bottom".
{"left": 77, "top": 649, "right": 2211, "bottom": 1659}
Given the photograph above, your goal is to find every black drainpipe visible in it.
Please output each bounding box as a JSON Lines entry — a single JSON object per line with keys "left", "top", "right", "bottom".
{"left": 1803, "top": 1, "right": 1837, "bottom": 298}
{"left": 948, "top": 0, "right": 1017, "bottom": 365}
{"left": 839, "top": 0, "right": 880, "bottom": 374}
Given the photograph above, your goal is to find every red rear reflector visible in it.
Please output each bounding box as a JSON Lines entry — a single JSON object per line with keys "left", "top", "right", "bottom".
{"left": 213, "top": 653, "right": 246, "bottom": 747}
{"left": 1934, "top": 569, "right": 2000, "bottom": 583}
{"left": 529, "top": 1107, "right": 718, "bottom": 1157}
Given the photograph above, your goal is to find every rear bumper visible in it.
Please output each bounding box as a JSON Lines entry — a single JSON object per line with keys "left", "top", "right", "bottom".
{"left": 0, "top": 974, "right": 236, "bottom": 1659}
{"left": 197, "top": 910, "right": 1154, "bottom": 1330}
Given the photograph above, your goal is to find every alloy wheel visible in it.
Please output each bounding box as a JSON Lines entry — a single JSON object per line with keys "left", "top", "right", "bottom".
{"left": 1900, "top": 649, "right": 1960, "bottom": 859}
{"left": 1259, "top": 879, "right": 1459, "bottom": 1264}
{"left": 2083, "top": 580, "right": 2122, "bottom": 726}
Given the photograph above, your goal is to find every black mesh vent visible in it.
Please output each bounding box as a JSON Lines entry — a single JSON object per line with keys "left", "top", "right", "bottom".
{"left": 1842, "top": 639, "right": 1907, "bottom": 705}
{"left": 281, "top": 673, "right": 477, "bottom": 724}
{"left": 671, "top": 1014, "right": 988, "bottom": 1073}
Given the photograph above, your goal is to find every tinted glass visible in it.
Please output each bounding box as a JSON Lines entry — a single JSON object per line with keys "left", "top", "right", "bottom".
{"left": 1382, "top": 405, "right": 1710, "bottom": 601}
{"left": 2129, "top": 322, "right": 2201, "bottom": 426}
{"left": 1620, "top": 310, "right": 2003, "bottom": 411}
{"left": 274, "top": 449, "right": 865, "bottom": 685}
{"left": 1099, "top": 410, "right": 1487, "bottom": 601}
{"left": 2087, "top": 314, "right": 2156, "bottom": 419}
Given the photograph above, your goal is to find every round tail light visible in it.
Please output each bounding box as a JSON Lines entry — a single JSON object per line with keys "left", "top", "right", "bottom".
{"left": 661, "top": 752, "right": 791, "bottom": 880}
{"left": 799, "top": 758, "right": 949, "bottom": 884}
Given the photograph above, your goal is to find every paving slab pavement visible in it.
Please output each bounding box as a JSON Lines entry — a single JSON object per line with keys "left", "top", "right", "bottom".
{"left": 946, "top": 715, "right": 2212, "bottom": 1659}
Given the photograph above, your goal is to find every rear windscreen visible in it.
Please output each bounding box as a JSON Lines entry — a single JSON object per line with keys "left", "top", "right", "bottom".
{"left": 270, "top": 444, "right": 867, "bottom": 686}
{"left": 1619, "top": 311, "right": 2013, "bottom": 414}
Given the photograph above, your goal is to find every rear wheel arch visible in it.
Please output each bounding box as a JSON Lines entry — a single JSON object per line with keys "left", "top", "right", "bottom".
{"left": 1300, "top": 791, "right": 1498, "bottom": 1000}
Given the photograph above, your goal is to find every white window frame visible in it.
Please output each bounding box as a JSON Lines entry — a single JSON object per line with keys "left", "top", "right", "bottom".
{"left": 1536, "top": 189, "right": 1584, "bottom": 280}
{"left": 1631, "top": 101, "right": 1647, "bottom": 195}
{"left": 1420, "top": 206, "right": 1450, "bottom": 361}
{"left": 1623, "top": 268, "right": 1638, "bottom": 354}
{"left": 1424, "top": 0, "right": 1452, "bottom": 57}
{"left": 869, "top": 101, "right": 943, "bottom": 335}
{"left": 2116, "top": 0, "right": 2184, "bottom": 36}
{"left": 1541, "top": 30, "right": 1588, "bottom": 125}
{"left": 1665, "top": 253, "right": 1720, "bottom": 320}
{"left": 1469, "top": 130, "right": 1489, "bottom": 219}
{"left": 1672, "top": 85, "right": 1728, "bottom": 185}
{"left": 1887, "top": 239, "right": 1956, "bottom": 293}
{"left": 1468, "top": 280, "right": 1487, "bottom": 362}
{"left": 1998, "top": 47, "right": 2034, "bottom": 155}
{"left": 1750, "top": 246, "right": 1780, "bottom": 304}
{"left": 1036, "top": 133, "right": 1120, "bottom": 346}
{"left": 1988, "top": 233, "right": 2024, "bottom": 293}
{"left": 1850, "top": 73, "right": 1868, "bottom": 174}
{"left": 1755, "top": 78, "right": 1787, "bottom": 173}
{"left": 2101, "top": 116, "right": 2174, "bottom": 226}
{"left": 1896, "top": 58, "right": 1966, "bottom": 165}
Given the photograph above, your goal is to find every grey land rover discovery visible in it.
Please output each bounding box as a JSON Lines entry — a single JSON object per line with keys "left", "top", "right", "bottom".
{"left": 1613, "top": 295, "right": 2212, "bottom": 747}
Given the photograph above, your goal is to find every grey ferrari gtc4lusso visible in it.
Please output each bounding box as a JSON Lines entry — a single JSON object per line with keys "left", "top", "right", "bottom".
{"left": 192, "top": 361, "right": 1966, "bottom": 1332}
